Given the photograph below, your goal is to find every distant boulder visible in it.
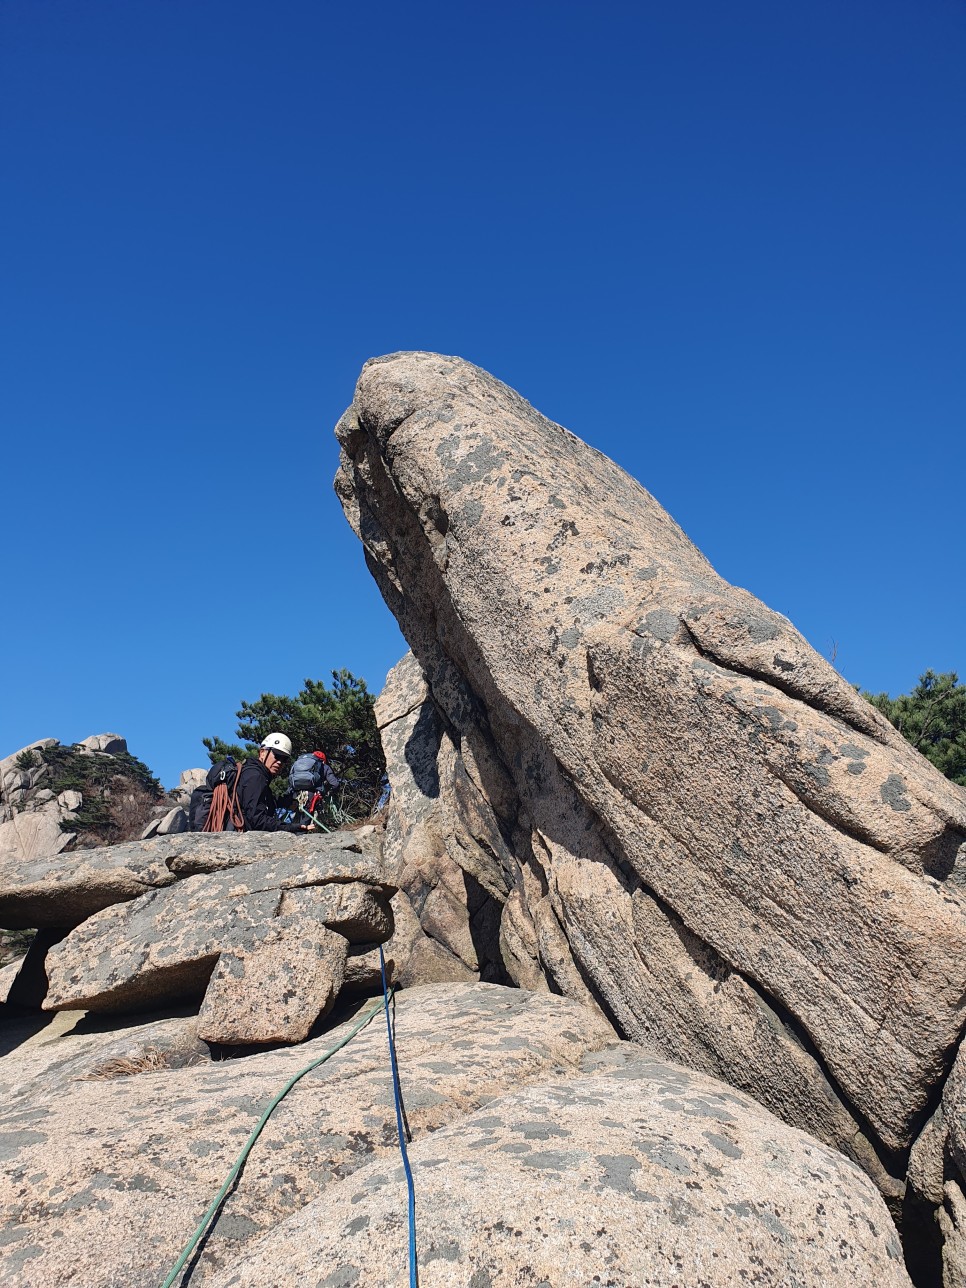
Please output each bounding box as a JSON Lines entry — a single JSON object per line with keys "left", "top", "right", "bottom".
{"left": 173, "top": 767, "right": 207, "bottom": 806}
{"left": 0, "top": 741, "right": 77, "bottom": 863}
{"left": 140, "top": 806, "right": 188, "bottom": 839}
{"left": 77, "top": 733, "right": 127, "bottom": 755}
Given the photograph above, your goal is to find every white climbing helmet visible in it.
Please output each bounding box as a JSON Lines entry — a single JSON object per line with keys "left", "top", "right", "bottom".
{"left": 260, "top": 732, "right": 293, "bottom": 758}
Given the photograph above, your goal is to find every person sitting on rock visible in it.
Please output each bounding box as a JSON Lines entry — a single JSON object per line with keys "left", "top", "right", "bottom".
{"left": 235, "top": 733, "right": 314, "bottom": 833}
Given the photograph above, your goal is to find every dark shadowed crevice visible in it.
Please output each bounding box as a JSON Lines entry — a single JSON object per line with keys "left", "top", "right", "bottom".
{"left": 463, "top": 872, "right": 511, "bottom": 985}
{"left": 901, "top": 1188, "right": 945, "bottom": 1288}
{"left": 4, "top": 926, "right": 70, "bottom": 1010}
{"left": 736, "top": 963, "right": 907, "bottom": 1177}
{"left": 920, "top": 828, "right": 966, "bottom": 882}
{"left": 545, "top": 913, "right": 632, "bottom": 1037}
{"left": 404, "top": 702, "right": 441, "bottom": 800}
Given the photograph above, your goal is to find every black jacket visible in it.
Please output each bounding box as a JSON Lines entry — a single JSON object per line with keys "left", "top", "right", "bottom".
{"left": 236, "top": 758, "right": 303, "bottom": 833}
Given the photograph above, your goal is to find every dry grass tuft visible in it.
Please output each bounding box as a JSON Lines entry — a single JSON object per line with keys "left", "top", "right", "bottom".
{"left": 78, "top": 1046, "right": 204, "bottom": 1080}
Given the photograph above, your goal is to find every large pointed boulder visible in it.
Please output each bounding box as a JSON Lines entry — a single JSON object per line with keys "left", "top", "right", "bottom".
{"left": 336, "top": 352, "right": 966, "bottom": 1186}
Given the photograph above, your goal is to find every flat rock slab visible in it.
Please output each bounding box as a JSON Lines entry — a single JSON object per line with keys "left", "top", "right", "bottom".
{"left": 44, "top": 862, "right": 394, "bottom": 1015}
{"left": 213, "top": 1050, "right": 910, "bottom": 1288}
{"left": 0, "top": 826, "right": 386, "bottom": 929}
{"left": 0, "top": 984, "right": 618, "bottom": 1287}
{"left": 0, "top": 828, "right": 176, "bottom": 930}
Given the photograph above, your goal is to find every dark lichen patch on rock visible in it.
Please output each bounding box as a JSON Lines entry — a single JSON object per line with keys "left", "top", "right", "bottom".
{"left": 880, "top": 774, "right": 912, "bottom": 813}
{"left": 702, "top": 1131, "right": 743, "bottom": 1159}
{"left": 596, "top": 1153, "right": 642, "bottom": 1194}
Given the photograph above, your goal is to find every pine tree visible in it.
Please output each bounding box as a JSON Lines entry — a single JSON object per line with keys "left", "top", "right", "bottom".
{"left": 204, "top": 669, "right": 386, "bottom": 817}
{"left": 864, "top": 670, "right": 966, "bottom": 787}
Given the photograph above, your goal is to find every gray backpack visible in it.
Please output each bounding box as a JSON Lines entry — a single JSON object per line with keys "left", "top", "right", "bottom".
{"left": 289, "top": 751, "right": 330, "bottom": 795}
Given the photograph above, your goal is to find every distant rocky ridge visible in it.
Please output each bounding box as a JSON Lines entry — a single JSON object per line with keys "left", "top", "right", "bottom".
{"left": 0, "top": 735, "right": 200, "bottom": 875}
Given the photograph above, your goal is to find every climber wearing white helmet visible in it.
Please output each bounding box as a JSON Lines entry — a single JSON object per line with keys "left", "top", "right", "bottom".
{"left": 235, "top": 732, "right": 315, "bottom": 833}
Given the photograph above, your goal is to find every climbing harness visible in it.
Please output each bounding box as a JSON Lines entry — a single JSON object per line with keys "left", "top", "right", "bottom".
{"left": 295, "top": 789, "right": 356, "bottom": 832}
{"left": 159, "top": 959, "right": 418, "bottom": 1287}
{"left": 297, "top": 794, "right": 333, "bottom": 832}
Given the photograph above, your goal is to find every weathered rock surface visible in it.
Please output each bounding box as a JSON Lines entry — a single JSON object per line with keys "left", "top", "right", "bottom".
{"left": 0, "top": 985, "right": 613, "bottom": 1286}
{"left": 198, "top": 919, "right": 349, "bottom": 1044}
{"left": 0, "top": 983, "right": 909, "bottom": 1288}
{"left": 215, "top": 1051, "right": 910, "bottom": 1288}
{"left": 336, "top": 353, "right": 966, "bottom": 1186}
{"left": 376, "top": 652, "right": 510, "bottom": 986}
{"left": 943, "top": 1063, "right": 966, "bottom": 1282}
{"left": 378, "top": 656, "right": 901, "bottom": 1199}
{"left": 77, "top": 733, "right": 127, "bottom": 755}
{"left": 0, "top": 831, "right": 178, "bottom": 928}
{"left": 0, "top": 825, "right": 382, "bottom": 929}
{"left": 0, "top": 807, "right": 76, "bottom": 866}
{"left": 0, "top": 740, "right": 78, "bottom": 863}
{"left": 43, "top": 832, "right": 393, "bottom": 1019}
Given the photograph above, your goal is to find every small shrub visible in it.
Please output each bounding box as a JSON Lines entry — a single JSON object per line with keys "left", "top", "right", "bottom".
{"left": 66, "top": 780, "right": 164, "bottom": 849}
{"left": 14, "top": 749, "right": 39, "bottom": 771}
{"left": 79, "top": 1048, "right": 173, "bottom": 1080}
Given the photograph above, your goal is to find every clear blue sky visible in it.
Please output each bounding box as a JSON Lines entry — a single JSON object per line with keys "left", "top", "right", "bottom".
{"left": 2, "top": 0, "right": 963, "bottom": 788}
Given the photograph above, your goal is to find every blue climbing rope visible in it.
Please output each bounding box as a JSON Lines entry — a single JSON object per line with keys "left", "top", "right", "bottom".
{"left": 380, "top": 944, "right": 418, "bottom": 1288}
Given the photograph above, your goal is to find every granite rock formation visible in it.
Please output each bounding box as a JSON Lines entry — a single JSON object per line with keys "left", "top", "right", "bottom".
{"left": 1, "top": 828, "right": 394, "bottom": 1043}
{"left": 0, "top": 984, "right": 909, "bottom": 1288}
{"left": 336, "top": 353, "right": 966, "bottom": 1249}
{"left": 215, "top": 1054, "right": 910, "bottom": 1288}
{"left": 0, "top": 740, "right": 80, "bottom": 861}
{"left": 0, "top": 734, "right": 172, "bottom": 861}
{"left": 375, "top": 652, "right": 509, "bottom": 988}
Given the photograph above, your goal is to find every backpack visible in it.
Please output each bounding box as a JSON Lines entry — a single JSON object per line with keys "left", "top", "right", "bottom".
{"left": 289, "top": 751, "right": 329, "bottom": 795}
{"left": 189, "top": 757, "right": 245, "bottom": 832}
